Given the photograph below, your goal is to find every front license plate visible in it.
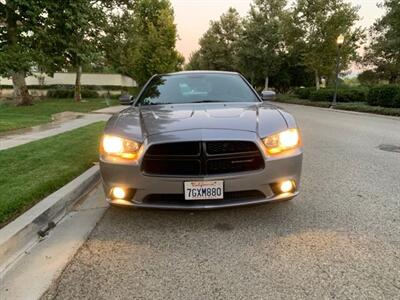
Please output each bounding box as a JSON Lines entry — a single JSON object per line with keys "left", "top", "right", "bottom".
{"left": 184, "top": 181, "right": 224, "bottom": 200}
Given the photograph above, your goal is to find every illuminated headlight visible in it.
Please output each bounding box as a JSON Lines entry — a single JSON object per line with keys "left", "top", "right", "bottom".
{"left": 262, "top": 128, "right": 301, "bottom": 155}
{"left": 100, "top": 135, "right": 141, "bottom": 160}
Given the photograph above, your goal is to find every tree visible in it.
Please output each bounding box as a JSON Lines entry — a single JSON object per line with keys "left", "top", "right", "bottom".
{"left": 103, "top": 0, "right": 183, "bottom": 86}
{"left": 0, "top": 0, "right": 131, "bottom": 104}
{"left": 0, "top": 1, "right": 67, "bottom": 105}
{"left": 102, "top": 8, "right": 137, "bottom": 78}
{"left": 132, "top": 0, "right": 183, "bottom": 85}
{"left": 237, "top": 0, "right": 287, "bottom": 88}
{"left": 185, "top": 51, "right": 204, "bottom": 70}
{"left": 364, "top": 0, "right": 400, "bottom": 84}
{"left": 59, "top": 0, "right": 129, "bottom": 102}
{"left": 188, "top": 8, "right": 242, "bottom": 71}
{"left": 291, "top": 0, "right": 364, "bottom": 89}
{"left": 358, "top": 70, "right": 380, "bottom": 86}
{"left": 269, "top": 52, "right": 315, "bottom": 92}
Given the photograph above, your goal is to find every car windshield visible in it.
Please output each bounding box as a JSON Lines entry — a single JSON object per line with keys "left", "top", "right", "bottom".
{"left": 136, "top": 73, "right": 259, "bottom": 106}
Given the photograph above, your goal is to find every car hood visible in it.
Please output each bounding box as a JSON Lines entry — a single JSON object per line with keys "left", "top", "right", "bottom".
{"left": 108, "top": 103, "right": 289, "bottom": 141}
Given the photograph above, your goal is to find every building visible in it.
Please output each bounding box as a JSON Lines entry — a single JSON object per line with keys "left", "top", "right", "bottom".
{"left": 0, "top": 73, "right": 137, "bottom": 98}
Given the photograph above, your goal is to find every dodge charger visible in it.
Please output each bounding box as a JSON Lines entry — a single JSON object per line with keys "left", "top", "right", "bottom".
{"left": 99, "top": 71, "right": 303, "bottom": 209}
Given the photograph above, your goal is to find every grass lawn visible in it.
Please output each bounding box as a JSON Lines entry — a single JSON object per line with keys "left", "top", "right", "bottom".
{"left": 275, "top": 95, "right": 400, "bottom": 117}
{"left": 0, "top": 122, "right": 105, "bottom": 227}
{"left": 0, "top": 98, "right": 118, "bottom": 133}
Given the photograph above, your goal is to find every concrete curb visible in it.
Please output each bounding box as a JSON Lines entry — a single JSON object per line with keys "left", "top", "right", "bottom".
{"left": 0, "top": 165, "right": 101, "bottom": 274}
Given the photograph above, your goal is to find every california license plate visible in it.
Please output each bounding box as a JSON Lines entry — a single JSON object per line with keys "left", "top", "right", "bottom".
{"left": 184, "top": 181, "right": 224, "bottom": 200}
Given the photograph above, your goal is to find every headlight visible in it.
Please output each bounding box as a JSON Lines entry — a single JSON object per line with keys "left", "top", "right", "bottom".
{"left": 100, "top": 135, "right": 141, "bottom": 160}
{"left": 262, "top": 128, "right": 301, "bottom": 155}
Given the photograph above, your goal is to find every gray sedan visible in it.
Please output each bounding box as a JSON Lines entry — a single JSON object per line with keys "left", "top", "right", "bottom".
{"left": 99, "top": 71, "right": 303, "bottom": 209}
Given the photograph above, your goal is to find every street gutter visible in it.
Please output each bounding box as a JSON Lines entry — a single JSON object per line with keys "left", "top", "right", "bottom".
{"left": 0, "top": 165, "right": 101, "bottom": 275}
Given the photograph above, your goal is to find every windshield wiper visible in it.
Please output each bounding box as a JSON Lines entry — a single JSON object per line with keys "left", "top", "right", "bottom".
{"left": 145, "top": 102, "right": 173, "bottom": 105}
{"left": 192, "top": 100, "right": 225, "bottom": 103}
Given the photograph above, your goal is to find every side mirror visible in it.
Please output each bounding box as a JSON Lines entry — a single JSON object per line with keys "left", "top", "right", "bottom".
{"left": 261, "top": 90, "right": 276, "bottom": 101}
{"left": 119, "top": 94, "right": 135, "bottom": 105}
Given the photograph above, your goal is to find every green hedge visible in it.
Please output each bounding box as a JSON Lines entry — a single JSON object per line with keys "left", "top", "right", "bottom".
{"left": 125, "top": 86, "right": 141, "bottom": 96}
{"left": 309, "top": 89, "right": 333, "bottom": 101}
{"left": 47, "top": 88, "right": 99, "bottom": 99}
{"left": 367, "top": 85, "right": 400, "bottom": 108}
{"left": 309, "top": 88, "right": 367, "bottom": 102}
{"left": 47, "top": 85, "right": 126, "bottom": 91}
{"left": 396, "top": 93, "right": 400, "bottom": 108}
{"left": 294, "top": 87, "right": 315, "bottom": 99}
{"left": 1, "top": 84, "right": 141, "bottom": 99}
{"left": 339, "top": 89, "right": 368, "bottom": 102}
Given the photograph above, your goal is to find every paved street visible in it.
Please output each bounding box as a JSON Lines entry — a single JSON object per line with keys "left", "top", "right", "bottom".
{"left": 43, "top": 104, "right": 400, "bottom": 299}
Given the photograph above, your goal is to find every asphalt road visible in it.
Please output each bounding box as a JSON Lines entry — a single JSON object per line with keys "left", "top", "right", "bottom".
{"left": 43, "top": 104, "right": 400, "bottom": 299}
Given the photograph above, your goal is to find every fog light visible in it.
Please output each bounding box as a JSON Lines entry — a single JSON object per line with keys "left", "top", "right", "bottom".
{"left": 280, "top": 180, "right": 294, "bottom": 193}
{"left": 112, "top": 187, "right": 126, "bottom": 199}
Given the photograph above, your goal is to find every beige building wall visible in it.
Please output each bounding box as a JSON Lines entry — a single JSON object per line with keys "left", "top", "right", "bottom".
{"left": 0, "top": 73, "right": 137, "bottom": 87}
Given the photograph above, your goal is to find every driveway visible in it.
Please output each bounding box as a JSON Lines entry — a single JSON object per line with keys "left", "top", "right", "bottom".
{"left": 42, "top": 103, "right": 400, "bottom": 299}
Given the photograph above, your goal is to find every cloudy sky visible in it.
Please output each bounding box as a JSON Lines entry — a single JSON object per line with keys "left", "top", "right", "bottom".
{"left": 171, "top": 0, "right": 384, "bottom": 60}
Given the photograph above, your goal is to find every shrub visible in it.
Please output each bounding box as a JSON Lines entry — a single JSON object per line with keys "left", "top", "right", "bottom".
{"left": 309, "top": 89, "right": 334, "bottom": 102}
{"left": 337, "top": 88, "right": 367, "bottom": 102}
{"left": 394, "top": 92, "right": 400, "bottom": 108}
{"left": 122, "top": 86, "right": 141, "bottom": 96}
{"left": 47, "top": 86, "right": 99, "bottom": 99}
{"left": 47, "top": 88, "right": 74, "bottom": 99}
{"left": 367, "top": 85, "right": 400, "bottom": 108}
{"left": 81, "top": 89, "right": 99, "bottom": 98}
{"left": 294, "top": 87, "right": 315, "bottom": 99}
{"left": 47, "top": 84, "right": 129, "bottom": 91}
{"left": 1, "top": 84, "right": 136, "bottom": 91}
{"left": 309, "top": 88, "right": 367, "bottom": 102}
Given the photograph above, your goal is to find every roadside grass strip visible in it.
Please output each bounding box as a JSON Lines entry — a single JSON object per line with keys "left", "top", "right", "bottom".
{"left": 0, "top": 122, "right": 105, "bottom": 227}
{"left": 0, "top": 98, "right": 117, "bottom": 132}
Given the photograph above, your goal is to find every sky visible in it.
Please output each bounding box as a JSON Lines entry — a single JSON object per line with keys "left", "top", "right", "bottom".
{"left": 171, "top": 0, "right": 384, "bottom": 61}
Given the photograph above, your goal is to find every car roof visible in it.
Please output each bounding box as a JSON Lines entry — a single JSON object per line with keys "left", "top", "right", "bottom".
{"left": 162, "top": 70, "right": 240, "bottom": 76}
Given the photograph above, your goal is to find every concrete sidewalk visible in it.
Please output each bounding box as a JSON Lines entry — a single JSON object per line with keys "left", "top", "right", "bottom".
{"left": 1, "top": 184, "right": 108, "bottom": 300}
{"left": 0, "top": 106, "right": 126, "bottom": 151}
{"left": 92, "top": 105, "right": 127, "bottom": 114}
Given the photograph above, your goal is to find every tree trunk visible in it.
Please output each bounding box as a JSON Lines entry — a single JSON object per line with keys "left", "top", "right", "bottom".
{"left": 74, "top": 65, "right": 82, "bottom": 102}
{"left": 265, "top": 76, "right": 269, "bottom": 90}
{"left": 6, "top": 3, "right": 32, "bottom": 106}
{"left": 12, "top": 71, "right": 33, "bottom": 106}
{"left": 388, "top": 74, "right": 398, "bottom": 84}
{"left": 315, "top": 70, "right": 320, "bottom": 90}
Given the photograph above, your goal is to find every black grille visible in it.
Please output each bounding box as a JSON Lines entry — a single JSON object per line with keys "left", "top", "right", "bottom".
{"left": 142, "top": 141, "right": 264, "bottom": 176}
{"left": 146, "top": 142, "right": 200, "bottom": 156}
{"left": 206, "top": 141, "right": 259, "bottom": 155}
{"left": 207, "top": 156, "right": 264, "bottom": 175}
{"left": 142, "top": 159, "right": 201, "bottom": 176}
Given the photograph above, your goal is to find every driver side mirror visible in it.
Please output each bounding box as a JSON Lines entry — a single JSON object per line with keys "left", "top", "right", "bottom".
{"left": 260, "top": 90, "right": 276, "bottom": 101}
{"left": 119, "top": 94, "right": 135, "bottom": 105}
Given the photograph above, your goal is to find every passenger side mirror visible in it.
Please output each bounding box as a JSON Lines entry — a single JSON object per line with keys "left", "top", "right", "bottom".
{"left": 260, "top": 90, "right": 276, "bottom": 101}
{"left": 119, "top": 94, "right": 135, "bottom": 105}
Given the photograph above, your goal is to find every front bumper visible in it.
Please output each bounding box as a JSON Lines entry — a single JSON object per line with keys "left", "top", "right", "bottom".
{"left": 105, "top": 190, "right": 300, "bottom": 210}
{"left": 100, "top": 132, "right": 303, "bottom": 209}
